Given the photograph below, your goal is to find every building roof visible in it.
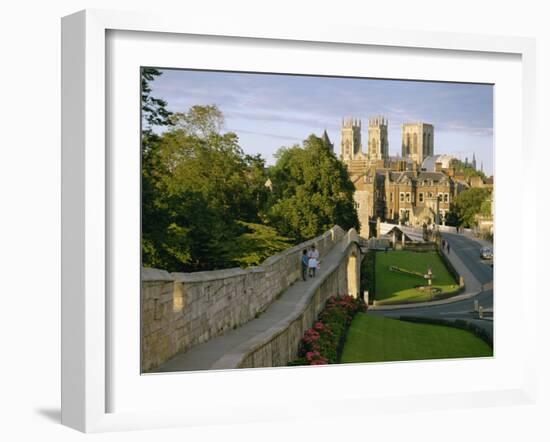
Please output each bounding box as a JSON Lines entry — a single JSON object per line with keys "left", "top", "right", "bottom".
{"left": 421, "top": 154, "right": 457, "bottom": 171}
{"left": 386, "top": 170, "right": 448, "bottom": 184}
{"left": 387, "top": 156, "right": 414, "bottom": 163}
{"left": 384, "top": 224, "right": 426, "bottom": 243}
{"left": 321, "top": 129, "right": 333, "bottom": 149}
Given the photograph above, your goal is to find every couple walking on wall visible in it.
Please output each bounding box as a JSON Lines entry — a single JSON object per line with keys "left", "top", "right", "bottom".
{"left": 301, "top": 245, "right": 320, "bottom": 281}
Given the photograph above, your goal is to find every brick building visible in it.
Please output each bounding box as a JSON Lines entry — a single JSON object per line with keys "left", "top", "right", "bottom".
{"left": 339, "top": 117, "right": 468, "bottom": 236}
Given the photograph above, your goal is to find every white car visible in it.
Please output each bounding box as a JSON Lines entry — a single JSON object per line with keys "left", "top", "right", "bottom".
{"left": 480, "top": 247, "right": 493, "bottom": 260}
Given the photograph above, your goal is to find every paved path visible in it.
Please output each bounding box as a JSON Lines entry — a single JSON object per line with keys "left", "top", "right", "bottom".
{"left": 155, "top": 236, "right": 349, "bottom": 373}
{"left": 368, "top": 232, "right": 494, "bottom": 339}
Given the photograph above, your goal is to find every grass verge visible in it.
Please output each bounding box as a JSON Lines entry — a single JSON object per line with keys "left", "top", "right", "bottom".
{"left": 374, "top": 251, "right": 458, "bottom": 304}
{"left": 340, "top": 314, "right": 493, "bottom": 363}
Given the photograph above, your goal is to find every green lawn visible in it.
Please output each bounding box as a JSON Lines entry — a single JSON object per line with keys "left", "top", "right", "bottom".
{"left": 375, "top": 250, "right": 458, "bottom": 303}
{"left": 341, "top": 314, "right": 492, "bottom": 363}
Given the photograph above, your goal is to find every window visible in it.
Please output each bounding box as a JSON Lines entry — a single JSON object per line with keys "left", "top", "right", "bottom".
{"left": 444, "top": 193, "right": 449, "bottom": 203}
{"left": 390, "top": 192, "right": 393, "bottom": 202}
{"left": 405, "top": 192, "right": 411, "bottom": 203}
{"left": 428, "top": 192, "right": 433, "bottom": 198}
{"left": 400, "top": 192, "right": 405, "bottom": 202}
{"left": 419, "top": 192, "right": 424, "bottom": 203}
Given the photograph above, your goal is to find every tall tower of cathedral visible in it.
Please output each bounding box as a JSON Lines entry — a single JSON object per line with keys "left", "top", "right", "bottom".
{"left": 472, "top": 153, "right": 477, "bottom": 170}
{"left": 340, "top": 117, "right": 362, "bottom": 162}
{"left": 401, "top": 122, "right": 434, "bottom": 165}
{"left": 367, "top": 116, "right": 389, "bottom": 161}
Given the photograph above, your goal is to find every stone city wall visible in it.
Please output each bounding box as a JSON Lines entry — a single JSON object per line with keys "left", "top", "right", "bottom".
{"left": 141, "top": 226, "right": 346, "bottom": 372}
{"left": 220, "top": 233, "right": 361, "bottom": 369}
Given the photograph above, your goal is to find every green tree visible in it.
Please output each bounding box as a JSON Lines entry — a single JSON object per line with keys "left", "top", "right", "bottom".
{"left": 170, "top": 104, "right": 224, "bottom": 138}
{"left": 451, "top": 159, "right": 486, "bottom": 180}
{"left": 143, "top": 104, "right": 290, "bottom": 272}
{"left": 226, "top": 222, "right": 293, "bottom": 267}
{"left": 447, "top": 187, "right": 491, "bottom": 228}
{"left": 267, "top": 134, "right": 359, "bottom": 242}
{"left": 141, "top": 68, "right": 174, "bottom": 270}
{"left": 141, "top": 68, "right": 172, "bottom": 130}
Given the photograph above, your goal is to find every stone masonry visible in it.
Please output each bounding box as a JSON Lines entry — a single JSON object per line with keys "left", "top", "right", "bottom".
{"left": 141, "top": 226, "right": 346, "bottom": 372}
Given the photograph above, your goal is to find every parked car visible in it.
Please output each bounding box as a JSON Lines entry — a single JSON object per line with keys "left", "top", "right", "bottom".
{"left": 480, "top": 247, "right": 493, "bottom": 259}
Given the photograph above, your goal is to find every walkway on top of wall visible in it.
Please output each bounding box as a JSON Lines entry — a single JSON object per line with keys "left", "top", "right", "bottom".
{"left": 154, "top": 231, "right": 359, "bottom": 373}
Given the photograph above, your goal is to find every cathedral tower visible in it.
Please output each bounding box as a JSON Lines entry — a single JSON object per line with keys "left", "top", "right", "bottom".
{"left": 340, "top": 117, "right": 362, "bottom": 162}
{"left": 401, "top": 122, "right": 434, "bottom": 165}
{"left": 367, "top": 116, "right": 389, "bottom": 161}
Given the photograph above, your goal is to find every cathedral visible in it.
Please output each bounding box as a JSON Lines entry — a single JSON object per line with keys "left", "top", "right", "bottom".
{"left": 335, "top": 117, "right": 467, "bottom": 237}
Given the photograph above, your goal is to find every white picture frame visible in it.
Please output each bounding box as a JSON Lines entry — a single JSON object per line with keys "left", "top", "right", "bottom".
{"left": 61, "top": 9, "right": 537, "bottom": 433}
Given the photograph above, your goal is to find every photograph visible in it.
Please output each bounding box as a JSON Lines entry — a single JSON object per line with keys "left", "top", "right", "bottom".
{"left": 140, "top": 68, "right": 494, "bottom": 373}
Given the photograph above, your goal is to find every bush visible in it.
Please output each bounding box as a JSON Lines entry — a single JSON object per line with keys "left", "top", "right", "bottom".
{"left": 289, "top": 295, "right": 366, "bottom": 366}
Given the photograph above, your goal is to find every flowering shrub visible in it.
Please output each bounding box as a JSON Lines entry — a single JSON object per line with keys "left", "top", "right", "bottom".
{"left": 288, "top": 295, "right": 366, "bottom": 366}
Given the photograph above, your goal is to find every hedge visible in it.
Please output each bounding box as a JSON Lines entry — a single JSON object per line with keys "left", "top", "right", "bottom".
{"left": 397, "top": 315, "right": 493, "bottom": 348}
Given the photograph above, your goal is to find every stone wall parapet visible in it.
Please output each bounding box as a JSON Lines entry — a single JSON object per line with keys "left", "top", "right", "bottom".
{"left": 141, "top": 225, "right": 346, "bottom": 372}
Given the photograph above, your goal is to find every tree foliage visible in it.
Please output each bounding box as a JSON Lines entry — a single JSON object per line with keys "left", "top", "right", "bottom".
{"left": 170, "top": 105, "right": 224, "bottom": 138}
{"left": 266, "top": 135, "right": 359, "bottom": 242}
{"left": 447, "top": 187, "right": 491, "bottom": 228}
{"left": 141, "top": 72, "right": 359, "bottom": 272}
{"left": 141, "top": 68, "right": 172, "bottom": 131}
{"left": 141, "top": 100, "right": 291, "bottom": 272}
{"left": 451, "top": 159, "right": 486, "bottom": 180}
{"left": 227, "top": 222, "right": 293, "bottom": 267}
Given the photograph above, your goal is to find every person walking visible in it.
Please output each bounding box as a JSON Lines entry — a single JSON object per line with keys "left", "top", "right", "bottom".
{"left": 308, "top": 245, "right": 320, "bottom": 278}
{"left": 447, "top": 242, "right": 450, "bottom": 254}
{"left": 301, "top": 249, "right": 308, "bottom": 281}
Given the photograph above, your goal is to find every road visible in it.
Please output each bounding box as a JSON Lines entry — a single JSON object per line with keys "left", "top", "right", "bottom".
{"left": 368, "top": 232, "right": 494, "bottom": 337}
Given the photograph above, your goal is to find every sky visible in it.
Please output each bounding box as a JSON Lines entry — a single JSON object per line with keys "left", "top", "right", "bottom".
{"left": 149, "top": 69, "right": 494, "bottom": 176}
